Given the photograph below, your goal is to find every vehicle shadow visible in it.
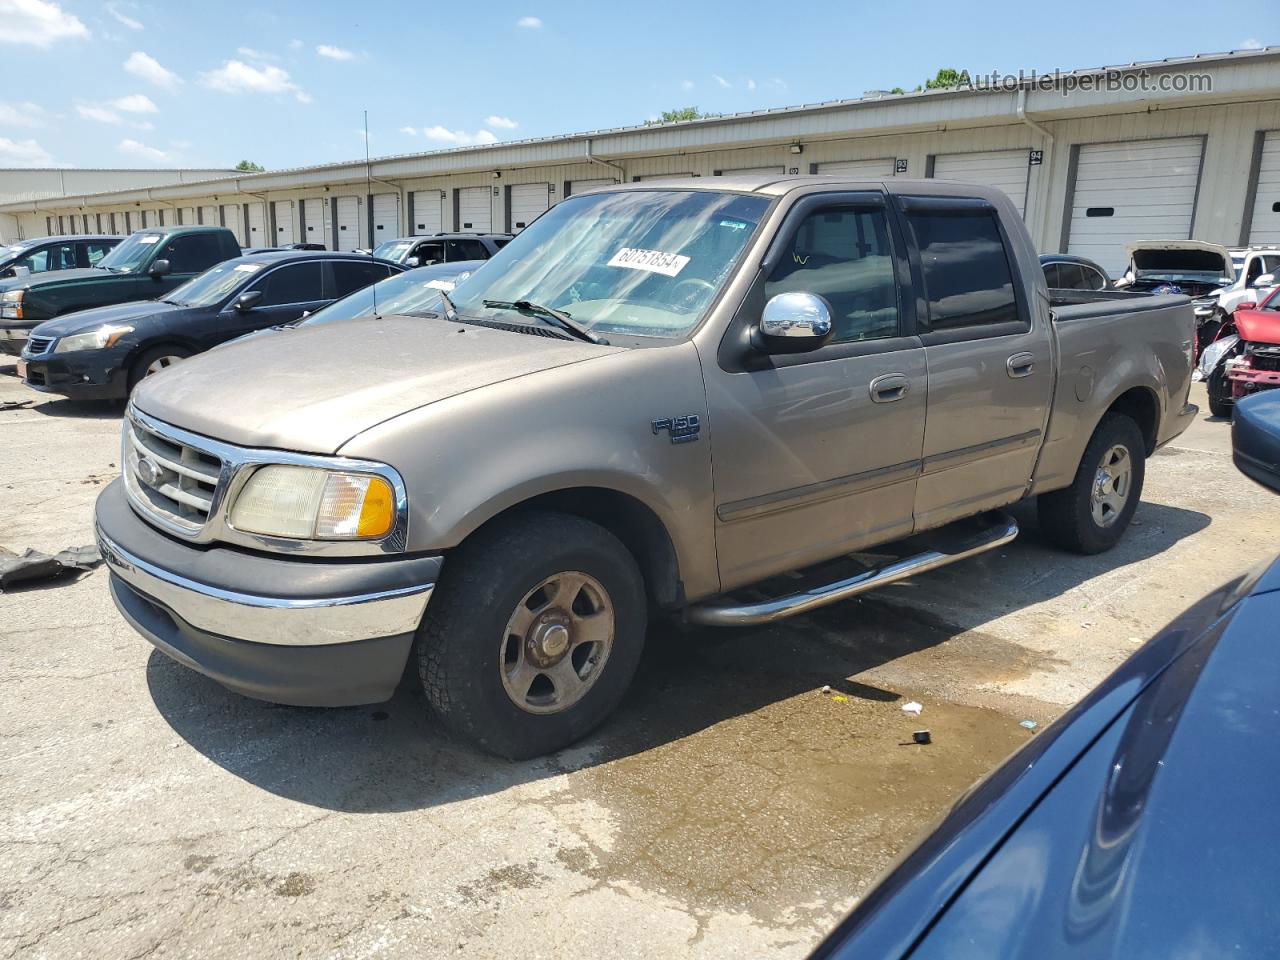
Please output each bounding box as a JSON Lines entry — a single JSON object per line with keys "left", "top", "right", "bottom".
{"left": 146, "top": 498, "right": 1211, "bottom": 813}
{"left": 28, "top": 396, "right": 122, "bottom": 420}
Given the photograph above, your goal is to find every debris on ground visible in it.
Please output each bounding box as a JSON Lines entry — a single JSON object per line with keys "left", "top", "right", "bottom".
{"left": 901, "top": 701, "right": 923, "bottom": 716}
{"left": 1020, "top": 720, "right": 1038, "bottom": 731}
{"left": 830, "top": 695, "right": 849, "bottom": 703}
{"left": 820, "top": 685, "right": 832, "bottom": 695}
{"left": 0, "top": 399, "right": 33, "bottom": 411}
{"left": 912, "top": 730, "right": 932, "bottom": 745}
{"left": 0, "top": 545, "right": 102, "bottom": 591}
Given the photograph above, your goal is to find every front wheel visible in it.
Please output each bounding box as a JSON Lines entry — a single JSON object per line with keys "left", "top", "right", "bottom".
{"left": 1207, "top": 365, "right": 1234, "bottom": 419}
{"left": 128, "top": 345, "right": 192, "bottom": 393}
{"left": 1038, "top": 413, "right": 1146, "bottom": 555}
{"left": 416, "top": 512, "right": 647, "bottom": 759}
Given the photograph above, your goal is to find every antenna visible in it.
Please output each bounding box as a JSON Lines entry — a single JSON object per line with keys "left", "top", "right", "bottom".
{"left": 365, "top": 109, "right": 378, "bottom": 318}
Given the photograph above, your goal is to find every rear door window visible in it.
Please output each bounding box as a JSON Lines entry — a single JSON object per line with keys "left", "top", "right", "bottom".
{"left": 258, "top": 262, "right": 325, "bottom": 305}
{"left": 446, "top": 238, "right": 489, "bottom": 260}
{"left": 163, "top": 234, "right": 227, "bottom": 274}
{"left": 903, "top": 206, "right": 1021, "bottom": 331}
{"left": 330, "top": 260, "right": 395, "bottom": 298}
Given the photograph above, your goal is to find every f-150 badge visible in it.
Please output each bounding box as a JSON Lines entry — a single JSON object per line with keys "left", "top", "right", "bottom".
{"left": 652, "top": 415, "right": 700, "bottom": 444}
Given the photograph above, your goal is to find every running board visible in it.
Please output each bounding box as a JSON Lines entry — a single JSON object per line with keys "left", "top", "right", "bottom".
{"left": 686, "top": 512, "right": 1019, "bottom": 627}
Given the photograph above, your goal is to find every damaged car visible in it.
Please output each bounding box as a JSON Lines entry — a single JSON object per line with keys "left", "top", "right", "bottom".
{"left": 1116, "top": 241, "right": 1235, "bottom": 354}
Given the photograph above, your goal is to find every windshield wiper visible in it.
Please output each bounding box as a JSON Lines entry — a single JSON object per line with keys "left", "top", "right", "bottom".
{"left": 482, "top": 299, "right": 608, "bottom": 345}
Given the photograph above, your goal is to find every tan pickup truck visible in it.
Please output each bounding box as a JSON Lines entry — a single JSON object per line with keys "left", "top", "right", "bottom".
{"left": 94, "top": 177, "right": 1197, "bottom": 757}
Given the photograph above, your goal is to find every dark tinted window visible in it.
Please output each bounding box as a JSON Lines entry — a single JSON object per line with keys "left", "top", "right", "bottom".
{"left": 765, "top": 205, "right": 899, "bottom": 343}
{"left": 906, "top": 209, "right": 1020, "bottom": 330}
{"left": 1042, "top": 261, "right": 1065, "bottom": 288}
{"left": 446, "top": 238, "right": 489, "bottom": 260}
{"left": 259, "top": 262, "right": 325, "bottom": 305}
{"left": 1082, "top": 265, "right": 1108, "bottom": 290}
{"left": 1044, "top": 261, "right": 1087, "bottom": 289}
{"left": 331, "top": 260, "right": 394, "bottom": 298}
{"left": 163, "top": 234, "right": 226, "bottom": 274}
{"left": 412, "top": 241, "right": 445, "bottom": 265}
{"left": 493, "top": 237, "right": 511, "bottom": 249}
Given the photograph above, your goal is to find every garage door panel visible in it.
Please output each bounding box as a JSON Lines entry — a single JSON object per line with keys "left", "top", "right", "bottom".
{"left": 274, "top": 203, "right": 294, "bottom": 244}
{"left": 335, "top": 196, "right": 360, "bottom": 250}
{"left": 932, "top": 149, "right": 1030, "bottom": 217}
{"left": 510, "top": 183, "right": 550, "bottom": 232}
{"left": 1248, "top": 131, "right": 1280, "bottom": 245}
{"left": 717, "top": 166, "right": 784, "bottom": 176}
{"left": 411, "top": 191, "right": 444, "bottom": 235}
{"left": 815, "top": 158, "right": 895, "bottom": 177}
{"left": 246, "top": 203, "right": 267, "bottom": 244}
{"left": 568, "top": 178, "right": 615, "bottom": 196}
{"left": 1066, "top": 136, "right": 1204, "bottom": 276}
{"left": 221, "top": 205, "right": 244, "bottom": 245}
{"left": 372, "top": 194, "right": 398, "bottom": 241}
{"left": 458, "top": 187, "right": 491, "bottom": 232}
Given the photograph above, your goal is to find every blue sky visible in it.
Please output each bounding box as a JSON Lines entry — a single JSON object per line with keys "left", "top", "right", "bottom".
{"left": 1, "top": 0, "right": 1274, "bottom": 171}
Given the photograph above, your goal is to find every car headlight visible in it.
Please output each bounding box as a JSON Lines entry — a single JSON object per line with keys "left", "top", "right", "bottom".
{"left": 0, "top": 289, "right": 22, "bottom": 319}
{"left": 54, "top": 324, "right": 134, "bottom": 353}
{"left": 229, "top": 464, "right": 397, "bottom": 540}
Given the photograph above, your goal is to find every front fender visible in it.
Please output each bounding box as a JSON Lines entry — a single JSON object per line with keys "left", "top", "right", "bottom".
{"left": 338, "top": 341, "right": 721, "bottom": 600}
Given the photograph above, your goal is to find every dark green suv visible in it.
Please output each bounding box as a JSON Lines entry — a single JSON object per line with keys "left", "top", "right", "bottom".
{"left": 1, "top": 226, "right": 241, "bottom": 355}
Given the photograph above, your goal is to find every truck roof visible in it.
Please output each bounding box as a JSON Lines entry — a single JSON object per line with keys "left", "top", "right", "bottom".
{"left": 597, "top": 175, "right": 1012, "bottom": 202}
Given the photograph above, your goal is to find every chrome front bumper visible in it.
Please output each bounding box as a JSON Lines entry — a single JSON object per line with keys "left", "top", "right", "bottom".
{"left": 97, "top": 529, "right": 434, "bottom": 647}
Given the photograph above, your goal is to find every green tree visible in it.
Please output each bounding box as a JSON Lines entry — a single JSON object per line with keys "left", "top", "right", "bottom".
{"left": 646, "top": 107, "right": 710, "bottom": 125}
{"left": 922, "top": 68, "right": 971, "bottom": 90}
{"left": 234, "top": 160, "right": 265, "bottom": 172}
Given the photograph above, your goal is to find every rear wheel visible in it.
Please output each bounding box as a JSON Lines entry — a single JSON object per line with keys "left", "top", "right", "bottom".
{"left": 1038, "top": 413, "right": 1146, "bottom": 555}
{"left": 128, "top": 345, "right": 191, "bottom": 393}
{"left": 417, "top": 512, "right": 646, "bottom": 759}
{"left": 1207, "top": 365, "right": 1234, "bottom": 419}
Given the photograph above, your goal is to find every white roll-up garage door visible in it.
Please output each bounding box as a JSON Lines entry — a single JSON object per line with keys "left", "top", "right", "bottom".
{"left": 177, "top": 206, "right": 194, "bottom": 226}
{"left": 932, "top": 149, "right": 1031, "bottom": 217}
{"left": 246, "top": 203, "right": 267, "bottom": 245}
{"left": 716, "top": 165, "right": 785, "bottom": 177}
{"left": 510, "top": 183, "right": 550, "bottom": 232}
{"left": 199, "top": 205, "right": 217, "bottom": 228}
{"left": 371, "top": 194, "right": 399, "bottom": 241}
{"left": 273, "top": 202, "right": 295, "bottom": 244}
{"left": 1248, "top": 131, "right": 1280, "bottom": 246}
{"left": 300, "top": 198, "right": 330, "bottom": 248}
{"left": 568, "top": 178, "right": 615, "bottom": 196}
{"left": 815, "top": 158, "right": 896, "bottom": 178}
{"left": 1065, "top": 136, "right": 1204, "bottom": 277}
{"left": 410, "top": 191, "right": 444, "bottom": 235}
{"left": 220, "top": 205, "right": 243, "bottom": 245}
{"left": 458, "top": 187, "right": 492, "bottom": 232}
{"left": 638, "top": 173, "right": 693, "bottom": 181}
{"left": 335, "top": 196, "right": 361, "bottom": 250}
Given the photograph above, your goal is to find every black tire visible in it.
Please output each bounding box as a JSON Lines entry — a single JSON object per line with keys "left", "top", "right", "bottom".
{"left": 1038, "top": 413, "right": 1146, "bottom": 555}
{"left": 128, "top": 345, "right": 192, "bottom": 392}
{"left": 417, "top": 511, "right": 646, "bottom": 759}
{"left": 1207, "top": 365, "right": 1234, "bottom": 419}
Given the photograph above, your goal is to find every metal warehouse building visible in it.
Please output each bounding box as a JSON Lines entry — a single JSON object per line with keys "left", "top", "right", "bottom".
{"left": 3, "top": 47, "right": 1279, "bottom": 276}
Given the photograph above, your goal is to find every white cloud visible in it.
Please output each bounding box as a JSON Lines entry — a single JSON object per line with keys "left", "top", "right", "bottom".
{"left": 236, "top": 46, "right": 278, "bottom": 61}
{"left": 399, "top": 125, "right": 417, "bottom": 135}
{"left": 712, "top": 73, "right": 730, "bottom": 89}
{"left": 0, "top": 136, "right": 54, "bottom": 166}
{"left": 516, "top": 15, "right": 542, "bottom": 28}
{"left": 105, "top": 2, "right": 142, "bottom": 29}
{"left": 316, "top": 43, "right": 354, "bottom": 60}
{"left": 485, "top": 115, "right": 517, "bottom": 129}
{"left": 200, "top": 59, "right": 309, "bottom": 102}
{"left": 422, "top": 125, "right": 497, "bottom": 146}
{"left": 110, "top": 93, "right": 157, "bottom": 113}
{"left": 0, "top": 101, "right": 48, "bottom": 127}
{"left": 680, "top": 79, "right": 694, "bottom": 91}
{"left": 77, "top": 103, "right": 122, "bottom": 124}
{"left": 124, "top": 51, "right": 182, "bottom": 89}
{"left": 0, "top": 0, "right": 88, "bottom": 47}
{"left": 118, "top": 138, "right": 173, "bottom": 163}
{"left": 746, "top": 78, "right": 756, "bottom": 91}
{"left": 1240, "top": 38, "right": 1264, "bottom": 50}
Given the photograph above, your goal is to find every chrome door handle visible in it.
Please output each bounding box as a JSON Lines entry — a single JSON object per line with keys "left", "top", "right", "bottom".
{"left": 1007, "top": 353, "right": 1036, "bottom": 378}
{"left": 869, "top": 373, "right": 910, "bottom": 403}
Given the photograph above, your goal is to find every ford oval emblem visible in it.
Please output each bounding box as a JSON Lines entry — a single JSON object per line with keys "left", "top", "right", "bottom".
{"left": 137, "top": 457, "right": 161, "bottom": 486}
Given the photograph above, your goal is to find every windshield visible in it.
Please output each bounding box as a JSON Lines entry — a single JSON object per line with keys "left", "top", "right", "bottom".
{"left": 372, "top": 240, "right": 414, "bottom": 261}
{"left": 98, "top": 232, "right": 165, "bottom": 273}
{"left": 299, "top": 263, "right": 476, "bottom": 326}
{"left": 166, "top": 259, "right": 265, "bottom": 306}
{"left": 446, "top": 189, "right": 770, "bottom": 339}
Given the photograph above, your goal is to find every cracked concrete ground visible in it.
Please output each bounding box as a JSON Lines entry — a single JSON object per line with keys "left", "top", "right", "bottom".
{"left": 2, "top": 363, "right": 1277, "bottom": 959}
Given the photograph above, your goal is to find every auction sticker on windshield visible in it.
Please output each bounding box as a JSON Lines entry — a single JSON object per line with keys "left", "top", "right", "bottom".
{"left": 607, "top": 247, "right": 690, "bottom": 277}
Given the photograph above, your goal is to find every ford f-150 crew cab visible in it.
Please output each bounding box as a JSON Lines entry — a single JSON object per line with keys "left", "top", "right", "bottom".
{"left": 94, "top": 177, "right": 1197, "bottom": 758}
{"left": 0, "top": 226, "right": 241, "bottom": 356}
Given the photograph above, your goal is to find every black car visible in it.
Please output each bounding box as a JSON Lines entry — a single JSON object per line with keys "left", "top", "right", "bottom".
{"left": 370, "top": 232, "right": 511, "bottom": 266}
{"left": 813, "top": 390, "right": 1280, "bottom": 959}
{"left": 19, "top": 252, "right": 402, "bottom": 400}
{"left": 0, "top": 235, "right": 123, "bottom": 280}
{"left": 1039, "top": 253, "right": 1112, "bottom": 291}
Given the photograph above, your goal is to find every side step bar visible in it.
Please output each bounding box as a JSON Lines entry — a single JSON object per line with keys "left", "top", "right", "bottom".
{"left": 686, "top": 512, "right": 1019, "bottom": 627}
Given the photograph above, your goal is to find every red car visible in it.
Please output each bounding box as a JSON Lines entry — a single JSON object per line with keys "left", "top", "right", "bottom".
{"left": 1225, "top": 288, "right": 1280, "bottom": 411}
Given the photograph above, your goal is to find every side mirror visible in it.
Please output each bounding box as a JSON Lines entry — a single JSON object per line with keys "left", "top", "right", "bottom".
{"left": 235, "top": 290, "right": 263, "bottom": 312}
{"left": 10, "top": 265, "right": 29, "bottom": 278}
{"left": 150, "top": 259, "right": 171, "bottom": 278}
{"left": 1237, "top": 301, "right": 1258, "bottom": 313}
{"left": 756, "top": 292, "right": 834, "bottom": 354}
{"left": 1253, "top": 273, "right": 1276, "bottom": 289}
{"left": 1233, "top": 392, "right": 1280, "bottom": 493}
{"left": 405, "top": 256, "right": 421, "bottom": 267}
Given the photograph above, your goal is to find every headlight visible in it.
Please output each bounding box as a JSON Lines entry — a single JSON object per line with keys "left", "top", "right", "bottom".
{"left": 0, "top": 289, "right": 22, "bottom": 319}
{"left": 54, "top": 324, "right": 134, "bottom": 353}
{"left": 229, "top": 464, "right": 397, "bottom": 540}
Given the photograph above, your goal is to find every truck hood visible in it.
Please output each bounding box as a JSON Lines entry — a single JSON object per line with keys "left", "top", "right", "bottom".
{"left": 1234, "top": 308, "right": 1280, "bottom": 345}
{"left": 1124, "top": 241, "right": 1233, "bottom": 279}
{"left": 32, "top": 300, "right": 181, "bottom": 338}
{"left": 1, "top": 266, "right": 111, "bottom": 292}
{"left": 132, "top": 314, "right": 623, "bottom": 453}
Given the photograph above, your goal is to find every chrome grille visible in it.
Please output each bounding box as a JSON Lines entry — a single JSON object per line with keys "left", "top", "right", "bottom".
{"left": 123, "top": 414, "right": 224, "bottom": 532}
{"left": 25, "top": 335, "right": 54, "bottom": 355}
